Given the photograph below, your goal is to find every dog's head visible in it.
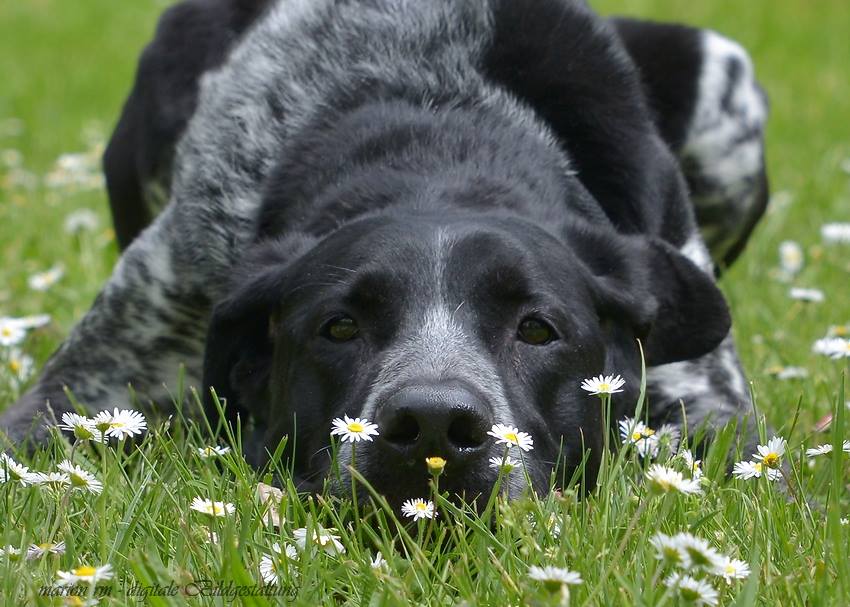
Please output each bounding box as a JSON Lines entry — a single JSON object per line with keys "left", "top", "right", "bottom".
{"left": 203, "top": 211, "right": 729, "bottom": 508}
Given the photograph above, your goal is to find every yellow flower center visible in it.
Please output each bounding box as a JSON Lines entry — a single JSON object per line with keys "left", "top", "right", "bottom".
{"left": 834, "top": 326, "right": 848, "bottom": 336}
{"left": 753, "top": 463, "right": 763, "bottom": 474}
{"left": 69, "top": 472, "right": 87, "bottom": 487}
{"left": 9, "top": 359, "right": 21, "bottom": 373}
{"left": 763, "top": 453, "right": 780, "bottom": 468}
{"left": 504, "top": 432, "right": 518, "bottom": 443}
{"left": 641, "top": 428, "right": 656, "bottom": 438}
{"left": 1, "top": 328, "right": 11, "bottom": 337}
{"left": 725, "top": 564, "right": 735, "bottom": 574}
{"left": 598, "top": 383, "right": 610, "bottom": 392}
{"left": 347, "top": 422, "right": 364, "bottom": 433}
{"left": 211, "top": 504, "right": 225, "bottom": 515}
{"left": 38, "top": 542, "right": 54, "bottom": 550}
{"left": 72, "top": 566, "right": 96, "bottom": 577}
{"left": 110, "top": 421, "right": 125, "bottom": 428}
{"left": 415, "top": 502, "right": 428, "bottom": 511}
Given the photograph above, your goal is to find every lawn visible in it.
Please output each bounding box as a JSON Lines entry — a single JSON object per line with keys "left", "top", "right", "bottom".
{"left": 1, "top": 0, "right": 849, "bottom": 605}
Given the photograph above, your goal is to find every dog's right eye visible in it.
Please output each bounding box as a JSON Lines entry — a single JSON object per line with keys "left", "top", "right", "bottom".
{"left": 322, "top": 316, "right": 360, "bottom": 342}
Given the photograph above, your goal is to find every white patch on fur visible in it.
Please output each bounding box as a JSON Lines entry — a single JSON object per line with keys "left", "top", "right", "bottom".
{"left": 679, "top": 233, "right": 714, "bottom": 274}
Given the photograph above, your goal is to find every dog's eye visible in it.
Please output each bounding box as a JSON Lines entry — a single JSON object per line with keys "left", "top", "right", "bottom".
{"left": 517, "top": 317, "right": 557, "bottom": 345}
{"left": 322, "top": 316, "right": 360, "bottom": 342}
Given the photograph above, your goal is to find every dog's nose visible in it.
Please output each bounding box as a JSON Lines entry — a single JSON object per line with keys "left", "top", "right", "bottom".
{"left": 377, "top": 382, "right": 492, "bottom": 459}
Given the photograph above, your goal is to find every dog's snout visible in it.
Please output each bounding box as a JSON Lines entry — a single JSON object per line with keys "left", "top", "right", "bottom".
{"left": 377, "top": 383, "right": 492, "bottom": 459}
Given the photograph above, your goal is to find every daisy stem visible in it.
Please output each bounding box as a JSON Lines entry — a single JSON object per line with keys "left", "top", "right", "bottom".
{"left": 350, "top": 442, "right": 361, "bottom": 545}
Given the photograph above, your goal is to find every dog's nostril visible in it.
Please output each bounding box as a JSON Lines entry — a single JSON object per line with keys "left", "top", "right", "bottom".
{"left": 447, "top": 413, "right": 486, "bottom": 450}
{"left": 383, "top": 413, "right": 420, "bottom": 446}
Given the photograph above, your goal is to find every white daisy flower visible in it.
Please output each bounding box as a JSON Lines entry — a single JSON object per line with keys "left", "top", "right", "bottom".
{"left": 370, "top": 551, "right": 388, "bottom": 570}
{"left": 26, "top": 540, "right": 66, "bottom": 560}
{"left": 845, "top": 440, "right": 850, "bottom": 453}
{"left": 778, "top": 240, "right": 804, "bottom": 275}
{"left": 92, "top": 408, "right": 147, "bottom": 439}
{"left": 753, "top": 436, "right": 786, "bottom": 469}
{"left": 841, "top": 518, "right": 848, "bottom": 526}
{"left": 14, "top": 314, "right": 50, "bottom": 329}
{"left": 619, "top": 417, "right": 660, "bottom": 457}
{"left": 679, "top": 450, "right": 703, "bottom": 480}
{"left": 330, "top": 415, "right": 379, "bottom": 443}
{"left": 292, "top": 527, "right": 345, "bottom": 555}
{"left": 0, "top": 453, "right": 39, "bottom": 485}
{"left": 197, "top": 445, "right": 231, "bottom": 458}
{"left": 714, "top": 556, "right": 751, "bottom": 584}
{"left": 64, "top": 209, "right": 100, "bottom": 234}
{"left": 821, "top": 222, "right": 850, "bottom": 244}
{"left": 675, "top": 533, "right": 725, "bottom": 571}
{"left": 789, "top": 287, "right": 824, "bottom": 303}
{"left": 401, "top": 497, "right": 437, "bottom": 521}
{"left": 57, "top": 460, "right": 103, "bottom": 494}
{"left": 656, "top": 424, "right": 681, "bottom": 454}
{"left": 813, "top": 337, "right": 850, "bottom": 359}
{"left": 55, "top": 564, "right": 113, "bottom": 586}
{"left": 487, "top": 423, "right": 534, "bottom": 452}
{"left": 528, "top": 565, "right": 583, "bottom": 592}
{"left": 0, "top": 545, "right": 22, "bottom": 560}
{"left": 190, "top": 497, "right": 235, "bottom": 517}
{"left": 806, "top": 444, "right": 833, "bottom": 457}
{"left": 259, "top": 542, "right": 298, "bottom": 584}
{"left": 664, "top": 574, "right": 719, "bottom": 607}
{"left": 732, "top": 460, "right": 781, "bottom": 482}
{"left": 645, "top": 465, "right": 702, "bottom": 496}
{"left": 30, "top": 471, "right": 72, "bottom": 494}
{"left": 28, "top": 266, "right": 64, "bottom": 292}
{"left": 773, "top": 366, "right": 809, "bottom": 380}
{"left": 58, "top": 412, "right": 104, "bottom": 442}
{"left": 827, "top": 324, "right": 850, "bottom": 338}
{"left": 649, "top": 533, "right": 687, "bottom": 567}
{"left": 0, "top": 317, "right": 27, "bottom": 347}
{"left": 4, "top": 348, "right": 34, "bottom": 383}
{"left": 580, "top": 374, "right": 625, "bottom": 395}
{"left": 488, "top": 455, "right": 519, "bottom": 473}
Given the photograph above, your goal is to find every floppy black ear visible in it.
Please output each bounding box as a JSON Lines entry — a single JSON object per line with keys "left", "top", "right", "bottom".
{"left": 572, "top": 225, "right": 731, "bottom": 366}
{"left": 202, "top": 235, "right": 316, "bottom": 428}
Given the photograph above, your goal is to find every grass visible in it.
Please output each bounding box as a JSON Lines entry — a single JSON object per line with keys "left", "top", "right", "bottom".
{"left": 1, "top": 0, "right": 849, "bottom": 604}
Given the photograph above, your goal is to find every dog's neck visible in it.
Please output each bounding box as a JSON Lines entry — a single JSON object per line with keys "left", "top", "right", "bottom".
{"left": 255, "top": 98, "right": 606, "bottom": 240}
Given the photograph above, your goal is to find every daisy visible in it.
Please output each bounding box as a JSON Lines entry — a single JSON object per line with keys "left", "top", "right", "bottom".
{"left": 732, "top": 460, "right": 781, "bottom": 482}
{"left": 0, "top": 317, "right": 26, "bottom": 347}
{"left": 0, "top": 453, "right": 39, "bottom": 485}
{"left": 827, "top": 324, "right": 850, "bottom": 337}
{"left": 26, "top": 540, "right": 66, "bottom": 560}
{"left": 619, "top": 417, "right": 660, "bottom": 458}
{"left": 821, "top": 222, "right": 850, "bottom": 244}
{"left": 778, "top": 240, "right": 804, "bottom": 275}
{"left": 5, "top": 348, "right": 34, "bottom": 383}
{"left": 580, "top": 374, "right": 625, "bottom": 396}
{"left": 649, "top": 533, "right": 687, "bottom": 567}
{"left": 14, "top": 314, "right": 50, "bottom": 329}
{"left": 28, "top": 266, "right": 64, "bottom": 292}
{"left": 92, "top": 408, "right": 147, "bottom": 439}
{"left": 679, "top": 449, "right": 703, "bottom": 480}
{"left": 370, "top": 551, "right": 388, "bottom": 570}
{"left": 655, "top": 423, "right": 681, "bottom": 454}
{"left": 528, "top": 565, "right": 583, "bottom": 592}
{"left": 58, "top": 412, "right": 104, "bottom": 442}
{"left": 774, "top": 366, "right": 809, "bottom": 380}
{"left": 789, "top": 287, "right": 824, "bottom": 303}
{"left": 753, "top": 436, "right": 786, "bottom": 469}
{"left": 330, "top": 415, "right": 379, "bottom": 443}
{"left": 813, "top": 337, "right": 850, "bottom": 359}
{"left": 259, "top": 542, "right": 298, "bottom": 584}
{"left": 806, "top": 444, "right": 833, "bottom": 457}
{"left": 64, "top": 209, "right": 100, "bottom": 234}
{"left": 190, "top": 497, "right": 235, "bottom": 517}
{"left": 197, "top": 445, "right": 231, "bottom": 458}
{"left": 675, "top": 533, "right": 725, "bottom": 571}
{"left": 401, "top": 498, "right": 437, "bottom": 521}
{"left": 488, "top": 454, "right": 519, "bottom": 473}
{"left": 57, "top": 460, "right": 103, "bottom": 494}
{"left": 487, "top": 424, "right": 534, "bottom": 452}
{"left": 55, "top": 564, "right": 113, "bottom": 586}
{"left": 713, "top": 556, "right": 751, "bottom": 584}
{"left": 645, "top": 465, "right": 702, "bottom": 496}
{"left": 293, "top": 527, "right": 345, "bottom": 555}
{"left": 425, "top": 456, "right": 446, "bottom": 475}
{"left": 664, "top": 574, "right": 719, "bottom": 607}
{"left": 30, "top": 471, "right": 72, "bottom": 494}
{"left": 0, "top": 545, "right": 21, "bottom": 561}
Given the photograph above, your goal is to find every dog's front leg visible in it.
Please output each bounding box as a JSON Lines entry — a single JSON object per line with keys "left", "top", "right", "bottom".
{"left": 0, "top": 206, "right": 221, "bottom": 447}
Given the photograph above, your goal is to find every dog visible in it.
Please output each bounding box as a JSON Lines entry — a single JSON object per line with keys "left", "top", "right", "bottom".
{"left": 0, "top": 0, "right": 768, "bottom": 508}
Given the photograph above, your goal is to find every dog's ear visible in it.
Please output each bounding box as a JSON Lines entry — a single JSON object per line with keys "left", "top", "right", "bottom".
{"left": 202, "top": 235, "right": 317, "bottom": 428}
{"left": 570, "top": 224, "right": 730, "bottom": 366}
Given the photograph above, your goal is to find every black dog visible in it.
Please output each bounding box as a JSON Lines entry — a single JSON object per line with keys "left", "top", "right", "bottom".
{"left": 1, "top": 0, "right": 768, "bottom": 508}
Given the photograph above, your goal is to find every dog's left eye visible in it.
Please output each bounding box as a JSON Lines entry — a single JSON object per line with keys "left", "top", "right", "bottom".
{"left": 322, "top": 316, "right": 360, "bottom": 342}
{"left": 517, "top": 317, "right": 557, "bottom": 345}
